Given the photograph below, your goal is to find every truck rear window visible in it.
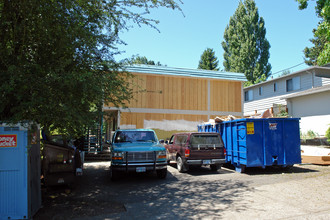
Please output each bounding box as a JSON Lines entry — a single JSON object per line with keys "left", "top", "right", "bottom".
{"left": 190, "top": 135, "right": 221, "bottom": 145}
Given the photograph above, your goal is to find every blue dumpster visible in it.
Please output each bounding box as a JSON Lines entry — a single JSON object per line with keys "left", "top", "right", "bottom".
{"left": 0, "top": 124, "right": 41, "bottom": 219}
{"left": 198, "top": 118, "right": 301, "bottom": 172}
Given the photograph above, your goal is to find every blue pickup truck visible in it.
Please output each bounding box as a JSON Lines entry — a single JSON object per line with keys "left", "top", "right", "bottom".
{"left": 110, "top": 129, "right": 167, "bottom": 180}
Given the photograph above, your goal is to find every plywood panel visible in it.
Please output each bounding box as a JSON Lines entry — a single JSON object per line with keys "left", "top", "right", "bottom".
{"left": 136, "top": 113, "right": 144, "bottom": 128}
{"left": 203, "top": 80, "right": 208, "bottom": 111}
{"left": 105, "top": 73, "right": 242, "bottom": 114}
{"left": 197, "top": 80, "right": 202, "bottom": 110}
{"left": 141, "top": 75, "right": 147, "bottom": 109}
{"left": 210, "top": 80, "right": 241, "bottom": 112}
{"left": 184, "top": 78, "right": 189, "bottom": 110}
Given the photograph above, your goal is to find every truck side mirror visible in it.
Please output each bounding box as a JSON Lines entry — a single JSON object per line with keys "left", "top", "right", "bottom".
{"left": 165, "top": 140, "right": 169, "bottom": 144}
{"left": 159, "top": 139, "right": 165, "bottom": 144}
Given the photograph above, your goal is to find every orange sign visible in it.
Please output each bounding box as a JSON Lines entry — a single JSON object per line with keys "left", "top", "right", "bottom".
{"left": 0, "top": 135, "right": 17, "bottom": 147}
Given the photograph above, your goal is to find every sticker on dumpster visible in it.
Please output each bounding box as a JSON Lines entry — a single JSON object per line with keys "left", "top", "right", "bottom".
{"left": 269, "top": 123, "right": 278, "bottom": 130}
{"left": 0, "top": 135, "right": 17, "bottom": 147}
{"left": 246, "top": 122, "right": 254, "bottom": 134}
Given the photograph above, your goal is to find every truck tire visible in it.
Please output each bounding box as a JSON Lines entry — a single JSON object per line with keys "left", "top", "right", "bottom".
{"left": 177, "top": 156, "right": 188, "bottom": 173}
{"left": 110, "top": 166, "right": 119, "bottom": 181}
{"left": 210, "top": 164, "right": 221, "bottom": 171}
{"left": 156, "top": 168, "right": 167, "bottom": 179}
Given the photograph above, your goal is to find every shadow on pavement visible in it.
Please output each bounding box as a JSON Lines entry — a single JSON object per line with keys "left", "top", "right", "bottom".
{"left": 223, "top": 163, "right": 319, "bottom": 175}
{"left": 35, "top": 161, "right": 253, "bottom": 220}
{"left": 168, "top": 162, "right": 235, "bottom": 176}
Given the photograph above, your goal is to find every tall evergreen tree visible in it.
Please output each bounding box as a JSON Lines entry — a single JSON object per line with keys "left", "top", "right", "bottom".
{"left": 132, "top": 56, "right": 162, "bottom": 66}
{"left": 296, "top": 0, "right": 330, "bottom": 66}
{"left": 222, "top": 0, "right": 271, "bottom": 86}
{"left": 198, "top": 48, "right": 219, "bottom": 71}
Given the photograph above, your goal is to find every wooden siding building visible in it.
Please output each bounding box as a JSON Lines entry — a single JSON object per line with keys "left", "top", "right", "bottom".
{"left": 103, "top": 65, "right": 246, "bottom": 139}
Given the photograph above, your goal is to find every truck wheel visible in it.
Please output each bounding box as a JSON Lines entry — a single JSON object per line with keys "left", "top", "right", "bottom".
{"left": 110, "top": 166, "right": 118, "bottom": 181}
{"left": 157, "top": 168, "right": 167, "bottom": 179}
{"left": 210, "top": 164, "right": 221, "bottom": 171}
{"left": 177, "top": 156, "right": 188, "bottom": 173}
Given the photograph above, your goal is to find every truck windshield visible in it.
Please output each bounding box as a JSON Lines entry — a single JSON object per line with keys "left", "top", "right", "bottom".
{"left": 190, "top": 135, "right": 221, "bottom": 145}
{"left": 114, "top": 131, "right": 157, "bottom": 143}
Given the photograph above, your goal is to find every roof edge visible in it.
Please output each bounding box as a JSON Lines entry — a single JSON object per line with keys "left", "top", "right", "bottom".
{"left": 124, "top": 64, "right": 247, "bottom": 82}
{"left": 244, "top": 66, "right": 330, "bottom": 90}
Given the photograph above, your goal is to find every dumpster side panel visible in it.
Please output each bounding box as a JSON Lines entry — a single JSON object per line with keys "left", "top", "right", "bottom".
{"left": 42, "top": 143, "right": 76, "bottom": 186}
{"left": 235, "top": 121, "right": 247, "bottom": 166}
{"left": 220, "top": 121, "right": 248, "bottom": 166}
{"left": 283, "top": 119, "right": 301, "bottom": 164}
{"left": 263, "top": 119, "right": 285, "bottom": 166}
{"left": 246, "top": 120, "right": 265, "bottom": 167}
{"left": 199, "top": 118, "right": 301, "bottom": 171}
{"left": 220, "top": 122, "right": 232, "bottom": 163}
{"left": 28, "top": 132, "right": 42, "bottom": 217}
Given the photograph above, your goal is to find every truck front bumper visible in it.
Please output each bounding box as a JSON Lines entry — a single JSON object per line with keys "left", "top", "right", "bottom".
{"left": 111, "top": 162, "right": 167, "bottom": 172}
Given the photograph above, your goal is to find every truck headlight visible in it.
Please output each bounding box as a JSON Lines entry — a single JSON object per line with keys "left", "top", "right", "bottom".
{"left": 157, "top": 150, "right": 166, "bottom": 159}
{"left": 112, "top": 152, "right": 125, "bottom": 160}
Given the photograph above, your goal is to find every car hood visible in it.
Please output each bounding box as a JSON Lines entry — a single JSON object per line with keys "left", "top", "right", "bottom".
{"left": 112, "top": 142, "right": 165, "bottom": 152}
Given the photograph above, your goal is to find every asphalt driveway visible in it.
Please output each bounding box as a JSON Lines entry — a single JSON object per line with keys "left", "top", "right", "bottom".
{"left": 34, "top": 161, "right": 330, "bottom": 220}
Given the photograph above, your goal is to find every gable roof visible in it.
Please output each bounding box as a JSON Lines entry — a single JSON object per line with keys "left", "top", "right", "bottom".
{"left": 125, "top": 65, "right": 246, "bottom": 82}
{"left": 244, "top": 66, "right": 330, "bottom": 90}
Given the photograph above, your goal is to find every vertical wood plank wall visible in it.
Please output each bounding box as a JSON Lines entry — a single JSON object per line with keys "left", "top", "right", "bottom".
{"left": 210, "top": 80, "right": 242, "bottom": 112}
{"left": 105, "top": 72, "right": 243, "bottom": 129}
{"left": 106, "top": 73, "right": 242, "bottom": 112}
{"left": 124, "top": 74, "right": 209, "bottom": 111}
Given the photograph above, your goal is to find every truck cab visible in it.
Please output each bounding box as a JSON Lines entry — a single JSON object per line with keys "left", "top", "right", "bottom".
{"left": 110, "top": 129, "right": 167, "bottom": 180}
{"left": 165, "top": 132, "right": 226, "bottom": 172}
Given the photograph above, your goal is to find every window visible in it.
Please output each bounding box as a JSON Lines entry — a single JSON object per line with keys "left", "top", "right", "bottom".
{"left": 190, "top": 134, "right": 221, "bottom": 145}
{"left": 286, "top": 76, "right": 300, "bottom": 92}
{"left": 169, "top": 135, "right": 174, "bottom": 144}
{"left": 114, "top": 131, "right": 156, "bottom": 143}
{"left": 258, "top": 87, "right": 262, "bottom": 96}
{"left": 174, "top": 135, "right": 187, "bottom": 145}
{"left": 244, "top": 90, "right": 253, "bottom": 101}
{"left": 274, "top": 83, "right": 277, "bottom": 92}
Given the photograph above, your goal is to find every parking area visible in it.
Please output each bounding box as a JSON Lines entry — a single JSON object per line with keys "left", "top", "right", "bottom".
{"left": 35, "top": 162, "right": 330, "bottom": 220}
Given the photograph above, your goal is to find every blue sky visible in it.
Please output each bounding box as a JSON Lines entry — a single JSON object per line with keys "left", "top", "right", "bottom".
{"left": 116, "top": 0, "right": 320, "bottom": 78}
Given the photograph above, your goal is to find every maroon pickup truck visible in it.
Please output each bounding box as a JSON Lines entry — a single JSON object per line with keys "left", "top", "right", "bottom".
{"left": 165, "top": 132, "right": 226, "bottom": 172}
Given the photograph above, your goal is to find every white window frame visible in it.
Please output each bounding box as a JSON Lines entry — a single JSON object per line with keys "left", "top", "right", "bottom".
{"left": 286, "top": 76, "right": 300, "bottom": 92}
{"left": 244, "top": 90, "right": 253, "bottom": 101}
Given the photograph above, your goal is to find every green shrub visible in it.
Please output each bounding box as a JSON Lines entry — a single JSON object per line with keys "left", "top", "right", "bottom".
{"left": 326, "top": 127, "right": 330, "bottom": 143}
{"left": 306, "top": 130, "right": 317, "bottom": 139}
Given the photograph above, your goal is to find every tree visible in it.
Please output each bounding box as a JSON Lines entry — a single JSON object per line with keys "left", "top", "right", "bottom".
{"left": 131, "top": 56, "right": 162, "bottom": 66}
{"left": 296, "top": 0, "right": 330, "bottom": 66}
{"left": 280, "top": 70, "right": 292, "bottom": 77}
{"left": 222, "top": 0, "right": 271, "bottom": 86}
{"left": 197, "top": 48, "right": 219, "bottom": 71}
{"left": 0, "top": 0, "right": 182, "bottom": 136}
